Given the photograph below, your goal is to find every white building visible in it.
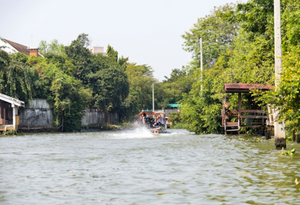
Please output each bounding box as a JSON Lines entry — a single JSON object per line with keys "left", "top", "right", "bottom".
{"left": 89, "top": 46, "right": 106, "bottom": 55}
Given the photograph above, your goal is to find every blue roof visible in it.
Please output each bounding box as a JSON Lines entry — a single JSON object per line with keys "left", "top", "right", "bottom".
{"left": 169, "top": 104, "right": 181, "bottom": 108}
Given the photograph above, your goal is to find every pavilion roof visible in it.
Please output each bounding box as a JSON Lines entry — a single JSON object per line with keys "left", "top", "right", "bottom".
{"left": 224, "top": 83, "right": 274, "bottom": 93}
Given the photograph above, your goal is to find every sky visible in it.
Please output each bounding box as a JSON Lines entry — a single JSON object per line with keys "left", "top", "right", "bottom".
{"left": 0, "top": 0, "right": 245, "bottom": 81}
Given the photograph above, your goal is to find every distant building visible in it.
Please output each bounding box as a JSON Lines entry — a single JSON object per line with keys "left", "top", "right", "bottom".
{"left": 89, "top": 46, "right": 106, "bottom": 55}
{"left": 0, "top": 37, "right": 42, "bottom": 57}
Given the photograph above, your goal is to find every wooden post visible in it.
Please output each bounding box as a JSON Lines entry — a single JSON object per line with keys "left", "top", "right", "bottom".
{"left": 238, "top": 93, "right": 241, "bottom": 118}
{"left": 12, "top": 104, "right": 15, "bottom": 129}
{"left": 15, "top": 106, "right": 18, "bottom": 130}
{"left": 293, "top": 130, "right": 296, "bottom": 142}
{"left": 238, "top": 93, "right": 242, "bottom": 135}
{"left": 224, "top": 118, "right": 227, "bottom": 135}
{"left": 297, "top": 134, "right": 300, "bottom": 144}
{"left": 3, "top": 108, "right": 6, "bottom": 124}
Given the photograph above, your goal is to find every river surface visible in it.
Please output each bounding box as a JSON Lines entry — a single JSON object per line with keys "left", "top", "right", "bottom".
{"left": 1, "top": 128, "right": 300, "bottom": 204}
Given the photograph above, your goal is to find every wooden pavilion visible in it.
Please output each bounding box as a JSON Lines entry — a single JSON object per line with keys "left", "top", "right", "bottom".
{"left": 222, "top": 83, "right": 274, "bottom": 135}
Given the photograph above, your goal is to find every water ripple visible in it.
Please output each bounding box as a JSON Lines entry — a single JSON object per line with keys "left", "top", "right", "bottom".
{"left": 1, "top": 130, "right": 300, "bottom": 204}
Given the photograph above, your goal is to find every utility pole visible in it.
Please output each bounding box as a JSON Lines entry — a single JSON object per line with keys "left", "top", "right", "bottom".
{"left": 274, "top": 0, "right": 286, "bottom": 149}
{"left": 274, "top": 0, "right": 282, "bottom": 86}
{"left": 192, "top": 34, "right": 203, "bottom": 93}
{"left": 152, "top": 83, "right": 154, "bottom": 112}
{"left": 200, "top": 38, "right": 203, "bottom": 92}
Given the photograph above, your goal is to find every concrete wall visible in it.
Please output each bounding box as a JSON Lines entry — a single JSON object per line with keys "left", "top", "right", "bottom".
{"left": 81, "top": 108, "right": 119, "bottom": 125}
{"left": 19, "top": 99, "right": 119, "bottom": 128}
{"left": 19, "top": 99, "right": 53, "bottom": 128}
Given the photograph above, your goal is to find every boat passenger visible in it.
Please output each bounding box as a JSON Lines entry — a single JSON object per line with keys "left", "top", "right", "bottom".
{"left": 142, "top": 113, "right": 146, "bottom": 125}
{"left": 153, "top": 114, "right": 166, "bottom": 128}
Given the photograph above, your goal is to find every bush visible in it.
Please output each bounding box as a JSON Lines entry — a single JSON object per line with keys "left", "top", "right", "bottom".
{"left": 171, "top": 123, "right": 184, "bottom": 129}
{"left": 3, "top": 129, "right": 18, "bottom": 135}
{"left": 168, "top": 112, "right": 181, "bottom": 124}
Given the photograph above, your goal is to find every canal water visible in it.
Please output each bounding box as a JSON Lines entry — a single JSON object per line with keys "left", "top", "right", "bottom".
{"left": 1, "top": 128, "right": 300, "bottom": 204}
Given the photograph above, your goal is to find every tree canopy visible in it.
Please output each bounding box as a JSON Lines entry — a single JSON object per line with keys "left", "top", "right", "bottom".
{"left": 179, "top": 0, "right": 300, "bottom": 134}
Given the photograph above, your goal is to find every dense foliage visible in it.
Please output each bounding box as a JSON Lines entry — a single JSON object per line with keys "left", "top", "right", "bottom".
{"left": 0, "top": 33, "right": 192, "bottom": 131}
{"left": 254, "top": 47, "right": 300, "bottom": 134}
{"left": 0, "top": 52, "right": 32, "bottom": 103}
{"left": 179, "top": 0, "right": 300, "bottom": 133}
{"left": 0, "top": 35, "right": 131, "bottom": 131}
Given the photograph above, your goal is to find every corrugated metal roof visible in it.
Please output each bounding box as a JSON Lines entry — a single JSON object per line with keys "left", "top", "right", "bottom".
{"left": 224, "top": 83, "right": 274, "bottom": 93}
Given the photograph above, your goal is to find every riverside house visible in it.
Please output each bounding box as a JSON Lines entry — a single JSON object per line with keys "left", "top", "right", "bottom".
{"left": 0, "top": 93, "right": 25, "bottom": 132}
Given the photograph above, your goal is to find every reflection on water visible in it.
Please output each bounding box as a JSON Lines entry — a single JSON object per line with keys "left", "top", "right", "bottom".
{"left": 1, "top": 129, "right": 300, "bottom": 204}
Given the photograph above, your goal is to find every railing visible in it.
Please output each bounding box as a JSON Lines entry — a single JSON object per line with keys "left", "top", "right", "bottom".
{"left": 222, "top": 108, "right": 268, "bottom": 134}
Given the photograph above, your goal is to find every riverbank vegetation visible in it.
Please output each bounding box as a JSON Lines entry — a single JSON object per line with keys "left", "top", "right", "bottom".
{"left": 1, "top": 0, "right": 300, "bottom": 134}
{"left": 0, "top": 33, "right": 191, "bottom": 131}
{"left": 178, "top": 0, "right": 300, "bottom": 134}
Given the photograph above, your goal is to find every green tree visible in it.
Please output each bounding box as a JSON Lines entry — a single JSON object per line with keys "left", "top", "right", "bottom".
{"left": 39, "top": 39, "right": 66, "bottom": 56}
{"left": 106, "top": 45, "right": 118, "bottom": 62}
{"left": 180, "top": 3, "right": 239, "bottom": 133}
{"left": 124, "top": 63, "right": 156, "bottom": 118}
{"left": 34, "top": 59, "right": 92, "bottom": 131}
{"left": 180, "top": 0, "right": 300, "bottom": 134}
{"left": 180, "top": 64, "right": 225, "bottom": 133}
{"left": 65, "top": 33, "right": 92, "bottom": 82}
{"left": 224, "top": 29, "right": 274, "bottom": 85}
{"left": 0, "top": 52, "right": 32, "bottom": 102}
{"left": 156, "top": 67, "right": 193, "bottom": 108}
{"left": 0, "top": 50, "right": 10, "bottom": 92}
{"left": 88, "top": 66, "right": 129, "bottom": 112}
{"left": 255, "top": 47, "right": 300, "bottom": 134}
{"left": 182, "top": 3, "right": 239, "bottom": 70}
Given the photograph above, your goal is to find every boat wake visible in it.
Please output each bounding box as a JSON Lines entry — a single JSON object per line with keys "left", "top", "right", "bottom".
{"left": 110, "top": 126, "right": 156, "bottom": 139}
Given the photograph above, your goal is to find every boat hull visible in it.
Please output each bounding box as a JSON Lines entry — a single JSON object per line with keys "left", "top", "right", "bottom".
{"left": 150, "top": 127, "right": 167, "bottom": 134}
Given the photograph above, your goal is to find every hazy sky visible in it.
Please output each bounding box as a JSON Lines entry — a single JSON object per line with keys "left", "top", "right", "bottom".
{"left": 0, "top": 0, "right": 244, "bottom": 80}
